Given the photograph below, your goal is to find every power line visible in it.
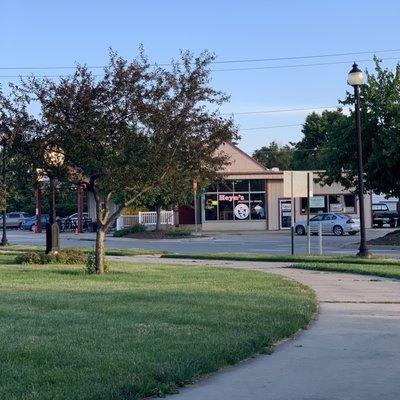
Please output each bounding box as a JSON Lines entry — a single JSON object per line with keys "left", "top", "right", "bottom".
{"left": 222, "top": 105, "right": 344, "bottom": 116}
{"left": 212, "top": 56, "right": 400, "bottom": 72}
{"left": 0, "top": 48, "right": 399, "bottom": 71}
{"left": 240, "top": 124, "right": 303, "bottom": 130}
{"left": 206, "top": 48, "right": 400, "bottom": 65}
{"left": 0, "top": 55, "right": 397, "bottom": 80}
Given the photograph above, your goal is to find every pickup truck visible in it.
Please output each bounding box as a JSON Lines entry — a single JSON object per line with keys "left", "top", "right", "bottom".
{"left": 372, "top": 203, "right": 399, "bottom": 228}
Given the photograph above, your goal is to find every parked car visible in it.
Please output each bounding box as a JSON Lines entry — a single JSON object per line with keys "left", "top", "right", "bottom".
{"left": 20, "top": 214, "right": 50, "bottom": 231}
{"left": 0, "top": 212, "right": 31, "bottom": 228}
{"left": 295, "top": 213, "right": 360, "bottom": 236}
{"left": 372, "top": 203, "right": 398, "bottom": 228}
{"left": 65, "top": 212, "right": 91, "bottom": 223}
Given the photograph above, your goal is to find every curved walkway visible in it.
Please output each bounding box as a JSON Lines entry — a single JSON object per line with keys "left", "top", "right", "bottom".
{"left": 112, "top": 256, "right": 400, "bottom": 400}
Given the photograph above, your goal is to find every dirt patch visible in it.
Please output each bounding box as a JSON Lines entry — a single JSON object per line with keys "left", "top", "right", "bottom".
{"left": 368, "top": 230, "right": 400, "bottom": 246}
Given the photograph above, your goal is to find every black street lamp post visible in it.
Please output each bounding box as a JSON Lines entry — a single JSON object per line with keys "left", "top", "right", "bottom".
{"left": 347, "top": 63, "right": 371, "bottom": 257}
{"left": 45, "top": 175, "right": 60, "bottom": 253}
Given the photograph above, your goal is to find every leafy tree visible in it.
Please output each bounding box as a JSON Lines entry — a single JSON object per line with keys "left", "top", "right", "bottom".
{"left": 291, "top": 109, "right": 345, "bottom": 170}
{"left": 252, "top": 141, "right": 294, "bottom": 170}
{"left": 24, "top": 50, "right": 237, "bottom": 273}
{"left": 322, "top": 59, "right": 400, "bottom": 198}
{"left": 0, "top": 87, "right": 33, "bottom": 245}
{"left": 142, "top": 171, "right": 194, "bottom": 231}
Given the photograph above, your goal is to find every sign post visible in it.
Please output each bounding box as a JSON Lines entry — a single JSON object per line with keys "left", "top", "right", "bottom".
{"left": 291, "top": 172, "right": 295, "bottom": 255}
{"left": 193, "top": 179, "right": 198, "bottom": 234}
{"left": 283, "top": 171, "right": 314, "bottom": 256}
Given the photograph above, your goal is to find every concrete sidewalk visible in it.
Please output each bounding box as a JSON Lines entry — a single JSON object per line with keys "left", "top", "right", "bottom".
{"left": 118, "top": 256, "right": 400, "bottom": 400}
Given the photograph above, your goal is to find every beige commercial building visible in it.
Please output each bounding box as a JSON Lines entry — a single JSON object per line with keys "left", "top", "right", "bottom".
{"left": 201, "top": 142, "right": 372, "bottom": 231}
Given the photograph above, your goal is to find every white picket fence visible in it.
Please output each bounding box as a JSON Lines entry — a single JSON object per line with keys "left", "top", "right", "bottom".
{"left": 119, "top": 211, "right": 174, "bottom": 229}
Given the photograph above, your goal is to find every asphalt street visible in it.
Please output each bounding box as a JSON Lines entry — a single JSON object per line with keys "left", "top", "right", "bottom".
{"left": 5, "top": 228, "right": 400, "bottom": 257}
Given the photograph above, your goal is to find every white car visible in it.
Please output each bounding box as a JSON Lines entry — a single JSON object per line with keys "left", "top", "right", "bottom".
{"left": 295, "top": 213, "right": 360, "bottom": 236}
{"left": 0, "top": 212, "right": 31, "bottom": 228}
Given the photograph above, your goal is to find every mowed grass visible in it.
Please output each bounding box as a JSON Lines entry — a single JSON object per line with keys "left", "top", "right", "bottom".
{"left": 0, "top": 257, "right": 316, "bottom": 400}
{"left": 291, "top": 262, "right": 400, "bottom": 280}
{"left": 161, "top": 252, "right": 400, "bottom": 266}
{"left": 0, "top": 244, "right": 165, "bottom": 257}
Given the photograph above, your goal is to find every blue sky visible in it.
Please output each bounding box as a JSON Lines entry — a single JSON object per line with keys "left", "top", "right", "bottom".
{"left": 2, "top": 1, "right": 400, "bottom": 154}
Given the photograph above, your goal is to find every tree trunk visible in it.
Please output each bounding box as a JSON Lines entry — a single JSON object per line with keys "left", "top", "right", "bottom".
{"left": 155, "top": 204, "right": 162, "bottom": 231}
{"left": 95, "top": 227, "right": 106, "bottom": 274}
{"left": 1, "top": 142, "right": 8, "bottom": 246}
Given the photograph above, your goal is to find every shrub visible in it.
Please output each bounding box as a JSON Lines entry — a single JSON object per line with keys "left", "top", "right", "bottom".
{"left": 129, "top": 223, "right": 146, "bottom": 233}
{"left": 84, "top": 249, "right": 108, "bottom": 274}
{"left": 113, "top": 228, "right": 130, "bottom": 237}
{"left": 16, "top": 248, "right": 86, "bottom": 265}
{"left": 113, "top": 224, "right": 146, "bottom": 237}
{"left": 165, "top": 228, "right": 192, "bottom": 238}
{"left": 16, "top": 251, "right": 42, "bottom": 264}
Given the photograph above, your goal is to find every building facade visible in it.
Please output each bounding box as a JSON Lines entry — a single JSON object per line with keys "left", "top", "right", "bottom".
{"left": 200, "top": 142, "right": 372, "bottom": 231}
{"left": 87, "top": 142, "right": 373, "bottom": 231}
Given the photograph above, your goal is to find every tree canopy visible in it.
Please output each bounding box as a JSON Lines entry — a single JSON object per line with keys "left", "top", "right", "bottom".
{"left": 291, "top": 109, "right": 345, "bottom": 170}
{"left": 322, "top": 59, "right": 400, "bottom": 197}
{"left": 252, "top": 141, "right": 294, "bottom": 170}
{"left": 21, "top": 49, "right": 238, "bottom": 272}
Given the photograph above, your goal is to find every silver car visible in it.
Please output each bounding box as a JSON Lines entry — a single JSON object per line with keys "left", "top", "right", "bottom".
{"left": 295, "top": 213, "right": 360, "bottom": 236}
{"left": 0, "top": 212, "right": 31, "bottom": 228}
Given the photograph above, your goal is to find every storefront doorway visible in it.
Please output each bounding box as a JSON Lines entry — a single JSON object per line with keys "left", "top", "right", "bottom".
{"left": 279, "top": 199, "right": 292, "bottom": 229}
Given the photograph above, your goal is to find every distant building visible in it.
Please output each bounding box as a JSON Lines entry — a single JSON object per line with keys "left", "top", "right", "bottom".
{"left": 199, "top": 142, "right": 372, "bottom": 231}
{"left": 87, "top": 142, "right": 373, "bottom": 231}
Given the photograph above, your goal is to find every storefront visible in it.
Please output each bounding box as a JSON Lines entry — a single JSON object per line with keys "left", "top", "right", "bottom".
{"left": 87, "top": 141, "right": 373, "bottom": 231}
{"left": 202, "top": 179, "right": 266, "bottom": 229}
{"left": 200, "top": 142, "right": 372, "bottom": 231}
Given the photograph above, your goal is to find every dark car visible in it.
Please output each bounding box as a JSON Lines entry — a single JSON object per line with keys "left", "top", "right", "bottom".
{"left": 372, "top": 204, "right": 398, "bottom": 228}
{"left": 20, "top": 215, "right": 49, "bottom": 231}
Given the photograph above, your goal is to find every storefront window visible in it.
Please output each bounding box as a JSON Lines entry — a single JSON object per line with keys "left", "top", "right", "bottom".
{"left": 250, "top": 179, "right": 265, "bottom": 192}
{"left": 219, "top": 180, "right": 233, "bottom": 192}
{"left": 344, "top": 194, "right": 356, "bottom": 213}
{"left": 301, "top": 194, "right": 356, "bottom": 214}
{"left": 234, "top": 193, "right": 250, "bottom": 220}
{"left": 300, "top": 196, "right": 328, "bottom": 214}
{"left": 218, "top": 193, "right": 234, "bottom": 220}
{"left": 233, "top": 180, "right": 249, "bottom": 192}
{"left": 206, "top": 183, "right": 218, "bottom": 193}
{"left": 202, "top": 179, "right": 266, "bottom": 222}
{"left": 329, "top": 195, "right": 343, "bottom": 212}
{"left": 250, "top": 193, "right": 266, "bottom": 220}
{"left": 204, "top": 194, "right": 218, "bottom": 220}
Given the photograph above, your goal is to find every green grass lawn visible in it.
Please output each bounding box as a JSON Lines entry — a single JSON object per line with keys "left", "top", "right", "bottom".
{"left": 0, "top": 256, "right": 316, "bottom": 400}
{"left": 161, "top": 252, "right": 400, "bottom": 266}
{"left": 0, "top": 245, "right": 165, "bottom": 257}
{"left": 290, "top": 262, "right": 400, "bottom": 280}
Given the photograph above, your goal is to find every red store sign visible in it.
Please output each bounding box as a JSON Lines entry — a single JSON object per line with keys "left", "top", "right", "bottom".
{"left": 219, "top": 194, "right": 245, "bottom": 202}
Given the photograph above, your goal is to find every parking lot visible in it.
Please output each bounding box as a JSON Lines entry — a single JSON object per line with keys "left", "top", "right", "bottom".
{"left": 4, "top": 228, "right": 400, "bottom": 257}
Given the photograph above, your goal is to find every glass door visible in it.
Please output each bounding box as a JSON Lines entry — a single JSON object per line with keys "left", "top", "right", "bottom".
{"left": 280, "top": 199, "right": 292, "bottom": 229}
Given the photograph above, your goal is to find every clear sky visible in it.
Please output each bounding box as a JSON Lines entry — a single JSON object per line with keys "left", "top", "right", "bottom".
{"left": 2, "top": 0, "right": 400, "bottom": 154}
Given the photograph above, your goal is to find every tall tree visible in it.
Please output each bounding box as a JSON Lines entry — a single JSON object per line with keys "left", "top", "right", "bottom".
{"left": 24, "top": 50, "right": 237, "bottom": 273}
{"left": 322, "top": 59, "right": 400, "bottom": 197}
{"left": 292, "top": 109, "right": 345, "bottom": 170}
{"left": 252, "top": 141, "right": 294, "bottom": 170}
{"left": 0, "top": 87, "right": 32, "bottom": 245}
